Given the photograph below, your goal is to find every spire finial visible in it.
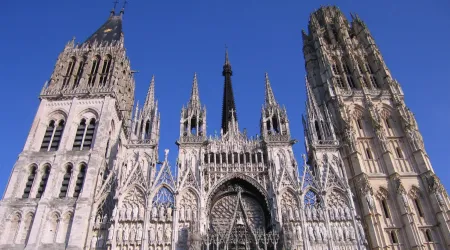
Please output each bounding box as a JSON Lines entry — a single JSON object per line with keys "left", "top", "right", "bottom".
{"left": 189, "top": 72, "right": 200, "bottom": 108}
{"left": 120, "top": 0, "right": 127, "bottom": 15}
{"left": 111, "top": 0, "right": 119, "bottom": 16}
{"left": 225, "top": 44, "right": 230, "bottom": 65}
{"left": 264, "top": 72, "right": 277, "bottom": 106}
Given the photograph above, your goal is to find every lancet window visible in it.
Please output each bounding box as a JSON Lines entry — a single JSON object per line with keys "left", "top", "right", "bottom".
{"left": 73, "top": 57, "right": 86, "bottom": 89}
{"left": 99, "top": 55, "right": 112, "bottom": 86}
{"left": 390, "top": 231, "right": 398, "bottom": 244}
{"left": 424, "top": 229, "right": 433, "bottom": 242}
{"left": 4, "top": 212, "right": 21, "bottom": 244}
{"left": 88, "top": 55, "right": 101, "bottom": 86}
{"left": 22, "top": 165, "right": 37, "bottom": 198}
{"left": 73, "top": 118, "right": 96, "bottom": 151}
{"left": 414, "top": 198, "right": 424, "bottom": 217}
{"left": 59, "top": 165, "right": 72, "bottom": 198}
{"left": 43, "top": 212, "right": 59, "bottom": 243}
{"left": 73, "top": 164, "right": 87, "bottom": 198}
{"left": 36, "top": 165, "right": 51, "bottom": 198}
{"left": 62, "top": 57, "right": 76, "bottom": 89}
{"left": 381, "top": 199, "right": 390, "bottom": 218}
{"left": 40, "top": 119, "right": 65, "bottom": 152}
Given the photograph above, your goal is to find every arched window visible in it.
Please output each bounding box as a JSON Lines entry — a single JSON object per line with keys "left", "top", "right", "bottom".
{"left": 62, "top": 57, "right": 76, "bottom": 89}
{"left": 88, "top": 56, "right": 101, "bottom": 86}
{"left": 73, "top": 57, "right": 86, "bottom": 89}
{"left": 381, "top": 199, "right": 390, "bottom": 218}
{"left": 40, "top": 120, "right": 65, "bottom": 152}
{"left": 227, "top": 153, "right": 232, "bottom": 164}
{"left": 73, "top": 118, "right": 96, "bottom": 151}
{"left": 414, "top": 198, "right": 424, "bottom": 217}
{"left": 210, "top": 153, "right": 214, "bottom": 163}
{"left": 36, "top": 165, "right": 51, "bottom": 198}
{"left": 145, "top": 120, "right": 150, "bottom": 139}
{"left": 425, "top": 229, "right": 433, "bottom": 242}
{"left": 20, "top": 212, "right": 34, "bottom": 245}
{"left": 43, "top": 213, "right": 59, "bottom": 243}
{"left": 336, "top": 76, "right": 344, "bottom": 88}
{"left": 215, "top": 153, "right": 220, "bottom": 164}
{"left": 365, "top": 148, "right": 373, "bottom": 160}
{"left": 23, "top": 165, "right": 37, "bottom": 198}
{"left": 73, "top": 164, "right": 87, "bottom": 198}
{"left": 245, "top": 152, "right": 251, "bottom": 163}
{"left": 304, "top": 190, "right": 318, "bottom": 207}
{"left": 314, "top": 121, "right": 322, "bottom": 140}
{"left": 390, "top": 231, "right": 398, "bottom": 244}
{"left": 396, "top": 147, "right": 403, "bottom": 159}
{"left": 239, "top": 153, "right": 244, "bottom": 164}
{"left": 59, "top": 165, "right": 73, "bottom": 198}
{"left": 385, "top": 118, "right": 391, "bottom": 129}
{"left": 99, "top": 55, "right": 112, "bottom": 86}
{"left": 356, "top": 119, "right": 363, "bottom": 130}
{"left": 257, "top": 152, "right": 262, "bottom": 163}
{"left": 6, "top": 212, "right": 21, "bottom": 244}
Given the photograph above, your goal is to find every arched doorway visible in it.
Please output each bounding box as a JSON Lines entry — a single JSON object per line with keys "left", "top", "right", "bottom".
{"left": 206, "top": 178, "right": 272, "bottom": 249}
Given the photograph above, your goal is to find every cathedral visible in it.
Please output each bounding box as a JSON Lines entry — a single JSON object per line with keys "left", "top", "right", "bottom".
{"left": 0, "top": 4, "right": 449, "bottom": 250}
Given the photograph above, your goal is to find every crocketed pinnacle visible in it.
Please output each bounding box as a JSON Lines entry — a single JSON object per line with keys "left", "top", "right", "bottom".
{"left": 144, "top": 75, "right": 155, "bottom": 111}
{"left": 189, "top": 72, "right": 200, "bottom": 108}
{"left": 264, "top": 72, "right": 277, "bottom": 107}
{"left": 305, "top": 76, "right": 323, "bottom": 120}
{"left": 221, "top": 48, "right": 237, "bottom": 134}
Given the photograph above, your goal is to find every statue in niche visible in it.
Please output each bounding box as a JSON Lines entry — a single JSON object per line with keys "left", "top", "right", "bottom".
{"left": 151, "top": 206, "right": 158, "bottom": 220}
{"left": 111, "top": 206, "right": 117, "bottom": 221}
{"left": 165, "top": 226, "right": 172, "bottom": 242}
{"left": 296, "top": 225, "right": 302, "bottom": 240}
{"left": 102, "top": 214, "right": 108, "bottom": 224}
{"left": 149, "top": 226, "right": 156, "bottom": 242}
{"left": 120, "top": 208, "right": 126, "bottom": 220}
{"left": 320, "top": 224, "right": 327, "bottom": 240}
{"left": 130, "top": 225, "right": 136, "bottom": 241}
{"left": 357, "top": 221, "right": 367, "bottom": 244}
{"left": 338, "top": 207, "right": 344, "bottom": 220}
{"left": 345, "top": 206, "right": 351, "bottom": 220}
{"left": 157, "top": 225, "right": 163, "bottom": 242}
{"left": 288, "top": 207, "right": 294, "bottom": 221}
{"left": 401, "top": 192, "right": 410, "bottom": 208}
{"left": 306, "top": 207, "right": 312, "bottom": 221}
{"left": 308, "top": 226, "right": 315, "bottom": 241}
{"left": 349, "top": 226, "right": 356, "bottom": 241}
{"left": 344, "top": 226, "right": 349, "bottom": 241}
{"left": 137, "top": 224, "right": 143, "bottom": 241}
{"left": 179, "top": 206, "right": 185, "bottom": 221}
{"left": 123, "top": 225, "right": 129, "bottom": 241}
{"left": 365, "top": 192, "right": 375, "bottom": 210}
{"left": 126, "top": 207, "right": 132, "bottom": 220}
{"left": 436, "top": 192, "right": 445, "bottom": 206}
{"left": 312, "top": 207, "right": 318, "bottom": 221}
{"left": 133, "top": 205, "right": 139, "bottom": 220}
{"left": 318, "top": 208, "right": 324, "bottom": 221}
{"left": 294, "top": 209, "right": 300, "bottom": 220}
{"left": 167, "top": 206, "right": 173, "bottom": 221}
{"left": 116, "top": 225, "right": 123, "bottom": 242}
{"left": 186, "top": 207, "right": 191, "bottom": 221}
{"left": 338, "top": 226, "right": 343, "bottom": 241}
{"left": 329, "top": 207, "right": 335, "bottom": 221}
{"left": 314, "top": 224, "right": 321, "bottom": 241}
{"left": 108, "top": 224, "right": 114, "bottom": 241}
{"left": 159, "top": 206, "right": 166, "bottom": 221}
{"left": 192, "top": 209, "right": 197, "bottom": 221}
{"left": 333, "top": 206, "right": 339, "bottom": 221}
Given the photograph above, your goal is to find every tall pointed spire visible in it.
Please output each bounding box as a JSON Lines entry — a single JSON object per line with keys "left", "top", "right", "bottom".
{"left": 264, "top": 72, "right": 277, "bottom": 106}
{"left": 189, "top": 72, "right": 200, "bottom": 108}
{"left": 221, "top": 47, "right": 237, "bottom": 134}
{"left": 305, "top": 76, "right": 322, "bottom": 120}
{"left": 144, "top": 75, "right": 155, "bottom": 110}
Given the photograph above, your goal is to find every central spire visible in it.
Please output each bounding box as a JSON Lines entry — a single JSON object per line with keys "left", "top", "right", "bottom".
{"left": 221, "top": 47, "right": 237, "bottom": 134}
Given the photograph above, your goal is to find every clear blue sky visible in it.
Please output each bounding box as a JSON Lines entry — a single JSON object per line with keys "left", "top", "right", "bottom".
{"left": 1, "top": 0, "right": 449, "bottom": 194}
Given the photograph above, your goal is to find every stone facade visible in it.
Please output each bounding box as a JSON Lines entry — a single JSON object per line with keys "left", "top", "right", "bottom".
{"left": 0, "top": 5, "right": 448, "bottom": 250}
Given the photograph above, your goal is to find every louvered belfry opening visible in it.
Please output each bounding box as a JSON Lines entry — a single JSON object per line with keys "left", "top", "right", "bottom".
{"left": 40, "top": 120, "right": 55, "bottom": 151}
{"left": 83, "top": 119, "right": 96, "bottom": 149}
{"left": 73, "top": 165, "right": 87, "bottom": 198}
{"left": 22, "top": 165, "right": 37, "bottom": 198}
{"left": 59, "top": 165, "right": 73, "bottom": 198}
{"left": 73, "top": 118, "right": 96, "bottom": 151}
{"left": 36, "top": 165, "right": 51, "bottom": 198}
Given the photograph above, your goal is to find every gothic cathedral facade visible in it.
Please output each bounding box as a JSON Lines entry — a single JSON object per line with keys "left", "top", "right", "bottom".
{"left": 0, "top": 5, "right": 449, "bottom": 250}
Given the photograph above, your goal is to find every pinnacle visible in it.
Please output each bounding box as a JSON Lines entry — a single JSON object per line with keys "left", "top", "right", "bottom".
{"left": 144, "top": 75, "right": 155, "bottom": 110}
{"left": 189, "top": 72, "right": 200, "bottom": 108}
{"left": 264, "top": 72, "right": 277, "bottom": 107}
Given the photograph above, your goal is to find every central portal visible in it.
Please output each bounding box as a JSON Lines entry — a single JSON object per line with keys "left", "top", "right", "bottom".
{"left": 207, "top": 179, "right": 270, "bottom": 249}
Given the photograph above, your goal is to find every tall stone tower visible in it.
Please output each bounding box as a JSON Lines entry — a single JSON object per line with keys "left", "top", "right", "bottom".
{"left": 302, "top": 6, "right": 450, "bottom": 249}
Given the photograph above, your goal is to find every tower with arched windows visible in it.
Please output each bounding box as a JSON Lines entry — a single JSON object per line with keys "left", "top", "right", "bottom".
{"left": 302, "top": 6, "right": 450, "bottom": 249}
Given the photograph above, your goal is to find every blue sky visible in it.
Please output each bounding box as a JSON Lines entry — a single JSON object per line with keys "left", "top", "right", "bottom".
{"left": 1, "top": 0, "right": 449, "bottom": 194}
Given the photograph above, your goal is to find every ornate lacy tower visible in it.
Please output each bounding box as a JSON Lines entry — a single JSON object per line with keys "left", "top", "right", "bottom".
{"left": 302, "top": 6, "right": 450, "bottom": 249}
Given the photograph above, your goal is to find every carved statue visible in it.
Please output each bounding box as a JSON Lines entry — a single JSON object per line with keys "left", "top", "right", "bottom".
{"left": 401, "top": 192, "right": 410, "bottom": 208}
{"left": 294, "top": 209, "right": 300, "bottom": 220}
{"left": 151, "top": 206, "right": 157, "bottom": 220}
{"left": 344, "top": 206, "right": 351, "bottom": 220}
{"left": 312, "top": 207, "right": 318, "bottom": 221}
{"left": 103, "top": 214, "right": 108, "bottom": 223}
{"left": 137, "top": 224, "right": 143, "bottom": 241}
{"left": 332, "top": 226, "right": 337, "bottom": 241}
{"left": 344, "top": 226, "right": 349, "bottom": 241}
{"left": 357, "top": 222, "right": 367, "bottom": 244}
{"left": 288, "top": 207, "right": 294, "bottom": 221}
{"left": 133, "top": 205, "right": 139, "bottom": 220}
{"left": 130, "top": 225, "right": 136, "bottom": 241}
{"left": 375, "top": 128, "right": 388, "bottom": 152}
{"left": 349, "top": 225, "right": 356, "bottom": 240}
{"left": 179, "top": 206, "right": 185, "bottom": 221}
{"left": 186, "top": 207, "right": 191, "bottom": 221}
{"left": 165, "top": 226, "right": 172, "bottom": 242}
{"left": 338, "top": 226, "right": 343, "bottom": 241}
{"left": 157, "top": 225, "right": 163, "bottom": 242}
{"left": 116, "top": 225, "right": 123, "bottom": 242}
{"left": 111, "top": 206, "right": 117, "bottom": 221}
{"left": 314, "top": 224, "right": 321, "bottom": 241}
{"left": 318, "top": 208, "right": 324, "bottom": 221}
{"left": 192, "top": 209, "right": 197, "bottom": 221}
{"left": 108, "top": 224, "right": 114, "bottom": 241}
{"left": 123, "top": 225, "right": 129, "bottom": 241}
{"left": 333, "top": 206, "right": 339, "bottom": 221}
{"left": 436, "top": 192, "right": 445, "bottom": 206}
{"left": 296, "top": 225, "right": 302, "bottom": 240}
{"left": 149, "top": 226, "right": 156, "bottom": 242}
{"left": 365, "top": 192, "right": 375, "bottom": 210}
{"left": 338, "top": 207, "right": 344, "bottom": 220}
{"left": 320, "top": 224, "right": 327, "bottom": 240}
{"left": 90, "top": 235, "right": 97, "bottom": 248}
{"left": 306, "top": 207, "right": 312, "bottom": 221}
{"left": 126, "top": 207, "right": 132, "bottom": 220}
{"left": 96, "top": 235, "right": 104, "bottom": 248}
{"left": 308, "top": 226, "right": 315, "bottom": 241}
{"left": 329, "top": 207, "right": 335, "bottom": 221}
{"left": 159, "top": 206, "right": 166, "bottom": 221}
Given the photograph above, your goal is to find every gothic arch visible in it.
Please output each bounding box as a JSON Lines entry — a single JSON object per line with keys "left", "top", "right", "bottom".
{"left": 151, "top": 184, "right": 175, "bottom": 200}
{"left": 47, "top": 109, "right": 68, "bottom": 122}
{"left": 409, "top": 185, "right": 422, "bottom": 199}
{"left": 206, "top": 173, "right": 269, "bottom": 211}
{"left": 77, "top": 108, "right": 100, "bottom": 121}
{"left": 376, "top": 186, "right": 389, "bottom": 200}
{"left": 121, "top": 184, "right": 147, "bottom": 204}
